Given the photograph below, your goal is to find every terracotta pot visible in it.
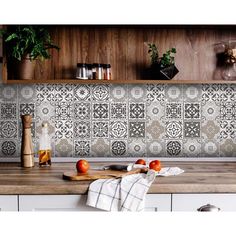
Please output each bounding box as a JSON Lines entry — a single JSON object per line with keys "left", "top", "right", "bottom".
{"left": 15, "top": 56, "right": 36, "bottom": 80}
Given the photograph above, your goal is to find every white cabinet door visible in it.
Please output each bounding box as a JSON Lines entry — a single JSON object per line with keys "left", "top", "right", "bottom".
{"left": 0, "top": 195, "right": 18, "bottom": 211}
{"left": 145, "top": 194, "right": 171, "bottom": 212}
{"left": 172, "top": 194, "right": 236, "bottom": 212}
{"left": 19, "top": 194, "right": 171, "bottom": 212}
{"left": 19, "top": 195, "right": 103, "bottom": 211}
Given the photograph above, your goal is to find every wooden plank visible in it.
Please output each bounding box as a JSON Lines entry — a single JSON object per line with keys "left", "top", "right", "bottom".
{"left": 63, "top": 168, "right": 145, "bottom": 181}
{"left": 2, "top": 25, "right": 236, "bottom": 83}
{"left": 4, "top": 79, "right": 236, "bottom": 85}
{"left": 0, "top": 162, "right": 236, "bottom": 194}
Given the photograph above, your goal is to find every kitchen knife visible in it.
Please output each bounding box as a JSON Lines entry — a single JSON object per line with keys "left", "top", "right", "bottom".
{"left": 91, "top": 164, "right": 146, "bottom": 172}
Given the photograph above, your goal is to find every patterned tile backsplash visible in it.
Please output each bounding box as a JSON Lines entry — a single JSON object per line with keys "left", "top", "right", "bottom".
{"left": 0, "top": 83, "right": 235, "bottom": 159}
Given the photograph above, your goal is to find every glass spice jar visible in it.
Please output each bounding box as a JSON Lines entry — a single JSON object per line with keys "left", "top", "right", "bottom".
{"left": 93, "top": 63, "right": 103, "bottom": 80}
{"left": 76, "top": 63, "right": 88, "bottom": 80}
{"left": 86, "top": 64, "right": 93, "bottom": 80}
{"left": 103, "top": 64, "right": 112, "bottom": 80}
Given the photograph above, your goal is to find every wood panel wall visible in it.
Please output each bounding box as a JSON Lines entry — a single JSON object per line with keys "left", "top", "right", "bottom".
{"left": 8, "top": 25, "right": 236, "bottom": 81}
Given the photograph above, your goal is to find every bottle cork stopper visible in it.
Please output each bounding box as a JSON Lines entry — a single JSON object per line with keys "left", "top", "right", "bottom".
{"left": 42, "top": 122, "right": 48, "bottom": 128}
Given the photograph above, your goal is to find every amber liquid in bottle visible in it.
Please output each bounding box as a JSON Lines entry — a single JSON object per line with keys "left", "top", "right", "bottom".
{"left": 39, "top": 149, "right": 51, "bottom": 166}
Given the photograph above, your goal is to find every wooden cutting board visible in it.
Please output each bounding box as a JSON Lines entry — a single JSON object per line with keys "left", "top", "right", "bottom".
{"left": 63, "top": 168, "right": 146, "bottom": 181}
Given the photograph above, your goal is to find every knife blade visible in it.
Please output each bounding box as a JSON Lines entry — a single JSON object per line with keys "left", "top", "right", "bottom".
{"left": 91, "top": 164, "right": 146, "bottom": 172}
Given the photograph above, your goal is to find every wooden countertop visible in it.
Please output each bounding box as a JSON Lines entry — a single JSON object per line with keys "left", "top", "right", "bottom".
{"left": 1, "top": 162, "right": 236, "bottom": 195}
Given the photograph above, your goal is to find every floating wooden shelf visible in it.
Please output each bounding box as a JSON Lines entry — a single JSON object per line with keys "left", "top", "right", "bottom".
{"left": 2, "top": 25, "right": 236, "bottom": 84}
{"left": 4, "top": 79, "right": 236, "bottom": 84}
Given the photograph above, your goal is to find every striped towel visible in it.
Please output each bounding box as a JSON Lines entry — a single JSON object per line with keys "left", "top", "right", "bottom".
{"left": 86, "top": 167, "right": 184, "bottom": 211}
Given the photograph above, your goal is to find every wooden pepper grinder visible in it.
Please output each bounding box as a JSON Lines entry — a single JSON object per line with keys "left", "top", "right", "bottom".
{"left": 21, "top": 114, "right": 34, "bottom": 167}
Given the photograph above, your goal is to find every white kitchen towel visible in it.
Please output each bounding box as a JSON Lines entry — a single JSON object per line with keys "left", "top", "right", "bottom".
{"left": 86, "top": 167, "right": 184, "bottom": 211}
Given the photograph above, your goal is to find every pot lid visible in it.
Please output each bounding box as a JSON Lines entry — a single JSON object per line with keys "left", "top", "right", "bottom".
{"left": 197, "top": 204, "right": 220, "bottom": 212}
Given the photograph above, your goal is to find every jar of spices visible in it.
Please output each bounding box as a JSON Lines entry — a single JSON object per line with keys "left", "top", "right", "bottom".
{"left": 93, "top": 63, "right": 103, "bottom": 80}
{"left": 103, "top": 64, "right": 112, "bottom": 80}
{"left": 76, "top": 63, "right": 88, "bottom": 80}
{"left": 86, "top": 64, "right": 93, "bottom": 80}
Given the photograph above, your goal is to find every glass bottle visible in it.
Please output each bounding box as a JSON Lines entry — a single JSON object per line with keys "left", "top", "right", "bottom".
{"left": 38, "top": 122, "right": 51, "bottom": 167}
{"left": 103, "top": 64, "right": 112, "bottom": 80}
{"left": 76, "top": 63, "right": 88, "bottom": 80}
{"left": 93, "top": 63, "right": 103, "bottom": 80}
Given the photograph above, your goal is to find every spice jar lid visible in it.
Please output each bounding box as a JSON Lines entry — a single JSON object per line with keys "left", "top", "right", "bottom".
{"left": 103, "top": 64, "right": 111, "bottom": 68}
{"left": 93, "top": 63, "right": 102, "bottom": 67}
{"left": 77, "top": 63, "right": 86, "bottom": 67}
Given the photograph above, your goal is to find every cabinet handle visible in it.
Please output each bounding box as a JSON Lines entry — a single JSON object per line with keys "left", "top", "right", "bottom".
{"left": 197, "top": 203, "right": 221, "bottom": 212}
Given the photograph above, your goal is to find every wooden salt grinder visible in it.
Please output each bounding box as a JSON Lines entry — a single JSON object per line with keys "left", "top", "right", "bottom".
{"left": 21, "top": 114, "right": 34, "bottom": 168}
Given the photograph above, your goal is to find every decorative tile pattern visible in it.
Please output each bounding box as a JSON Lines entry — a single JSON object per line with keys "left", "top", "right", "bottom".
{"left": 0, "top": 121, "right": 17, "bottom": 139}
{"left": 128, "top": 139, "right": 146, "bottom": 157}
{"left": 166, "top": 85, "right": 182, "bottom": 101}
{"left": 74, "top": 84, "right": 91, "bottom": 101}
{"left": 55, "top": 102, "right": 73, "bottom": 120}
{"left": 110, "top": 121, "right": 127, "bottom": 139}
{"left": 55, "top": 120, "right": 73, "bottom": 139}
{"left": 0, "top": 85, "right": 17, "bottom": 101}
{"left": 202, "top": 120, "right": 220, "bottom": 140}
{"left": 0, "top": 103, "right": 17, "bottom": 120}
{"left": 0, "top": 83, "right": 235, "bottom": 159}
{"left": 147, "top": 140, "right": 165, "bottom": 157}
{"left": 146, "top": 84, "right": 165, "bottom": 102}
{"left": 74, "top": 140, "right": 90, "bottom": 157}
{"left": 1, "top": 140, "right": 17, "bottom": 156}
{"left": 220, "top": 102, "right": 235, "bottom": 120}
{"left": 166, "top": 141, "right": 182, "bottom": 156}
{"left": 110, "top": 85, "right": 127, "bottom": 101}
{"left": 129, "top": 103, "right": 145, "bottom": 119}
{"left": 74, "top": 121, "right": 91, "bottom": 139}
{"left": 92, "top": 84, "right": 109, "bottom": 101}
{"left": 92, "top": 103, "right": 109, "bottom": 119}
{"left": 36, "top": 84, "right": 55, "bottom": 105}
{"left": 20, "top": 103, "right": 35, "bottom": 118}
{"left": 92, "top": 121, "right": 109, "bottom": 138}
{"left": 110, "top": 103, "right": 127, "bottom": 119}
{"left": 74, "top": 103, "right": 91, "bottom": 120}
{"left": 18, "top": 85, "right": 35, "bottom": 101}
{"left": 184, "top": 122, "right": 201, "bottom": 138}
{"left": 184, "top": 103, "right": 200, "bottom": 119}
{"left": 166, "top": 121, "right": 182, "bottom": 139}
{"left": 91, "top": 139, "right": 110, "bottom": 157}
{"left": 129, "top": 85, "right": 146, "bottom": 101}
{"left": 55, "top": 84, "right": 73, "bottom": 102}
{"left": 183, "top": 139, "right": 201, "bottom": 157}
{"left": 55, "top": 139, "right": 73, "bottom": 157}
{"left": 183, "top": 85, "right": 201, "bottom": 101}
{"left": 202, "top": 140, "right": 219, "bottom": 157}
{"left": 166, "top": 103, "right": 182, "bottom": 119}
{"left": 146, "top": 120, "right": 165, "bottom": 140}
{"left": 129, "top": 122, "right": 145, "bottom": 138}
{"left": 111, "top": 140, "right": 127, "bottom": 156}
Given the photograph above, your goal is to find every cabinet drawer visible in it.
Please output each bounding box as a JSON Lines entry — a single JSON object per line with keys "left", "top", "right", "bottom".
{"left": 19, "top": 194, "right": 171, "bottom": 212}
{"left": 172, "top": 194, "right": 236, "bottom": 212}
{"left": 0, "top": 195, "right": 18, "bottom": 211}
{"left": 145, "top": 194, "right": 171, "bottom": 212}
{"left": 19, "top": 195, "right": 102, "bottom": 211}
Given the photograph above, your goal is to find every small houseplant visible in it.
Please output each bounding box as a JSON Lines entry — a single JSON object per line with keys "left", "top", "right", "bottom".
{"left": 0, "top": 25, "right": 59, "bottom": 80}
{"left": 146, "top": 43, "right": 179, "bottom": 80}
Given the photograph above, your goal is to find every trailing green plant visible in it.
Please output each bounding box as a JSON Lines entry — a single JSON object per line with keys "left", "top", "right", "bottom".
{"left": 147, "top": 42, "right": 176, "bottom": 68}
{"left": 0, "top": 25, "right": 59, "bottom": 61}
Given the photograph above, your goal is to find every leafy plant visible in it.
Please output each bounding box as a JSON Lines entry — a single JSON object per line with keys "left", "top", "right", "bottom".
{"left": 0, "top": 25, "right": 59, "bottom": 61}
{"left": 147, "top": 43, "right": 176, "bottom": 68}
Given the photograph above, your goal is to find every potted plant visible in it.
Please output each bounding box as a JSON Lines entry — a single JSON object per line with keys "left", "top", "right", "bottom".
{"left": 0, "top": 25, "right": 59, "bottom": 80}
{"left": 146, "top": 43, "right": 179, "bottom": 80}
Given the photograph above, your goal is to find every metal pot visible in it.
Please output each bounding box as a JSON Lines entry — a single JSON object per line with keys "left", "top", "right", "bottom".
{"left": 197, "top": 204, "right": 221, "bottom": 212}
